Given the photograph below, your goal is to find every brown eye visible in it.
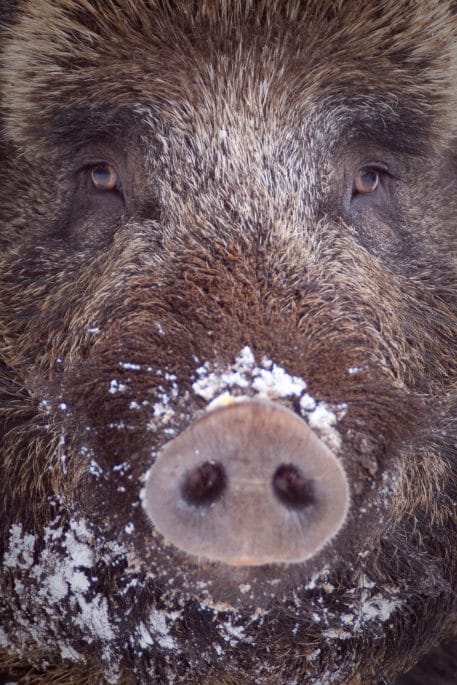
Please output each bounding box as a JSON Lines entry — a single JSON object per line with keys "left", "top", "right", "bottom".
{"left": 91, "top": 163, "right": 119, "bottom": 191}
{"left": 354, "top": 168, "right": 379, "bottom": 194}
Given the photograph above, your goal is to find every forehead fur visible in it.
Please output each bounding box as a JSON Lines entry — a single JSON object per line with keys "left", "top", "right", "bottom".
{"left": 1, "top": 0, "right": 457, "bottom": 147}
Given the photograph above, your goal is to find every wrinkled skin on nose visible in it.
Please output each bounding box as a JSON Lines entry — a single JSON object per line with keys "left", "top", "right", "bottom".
{"left": 144, "top": 400, "right": 349, "bottom": 565}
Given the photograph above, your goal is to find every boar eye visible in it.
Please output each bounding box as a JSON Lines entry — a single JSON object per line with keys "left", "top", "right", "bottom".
{"left": 353, "top": 168, "right": 379, "bottom": 194}
{"left": 90, "top": 163, "right": 121, "bottom": 192}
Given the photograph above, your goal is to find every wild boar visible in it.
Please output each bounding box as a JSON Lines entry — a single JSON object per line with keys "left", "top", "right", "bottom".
{"left": 0, "top": 1, "right": 456, "bottom": 683}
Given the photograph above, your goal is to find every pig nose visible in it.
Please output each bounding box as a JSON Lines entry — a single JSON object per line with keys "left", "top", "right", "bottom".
{"left": 143, "top": 400, "right": 349, "bottom": 566}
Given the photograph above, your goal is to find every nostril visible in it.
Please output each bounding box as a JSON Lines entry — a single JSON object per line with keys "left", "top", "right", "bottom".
{"left": 272, "top": 463, "right": 315, "bottom": 510}
{"left": 181, "top": 460, "right": 227, "bottom": 507}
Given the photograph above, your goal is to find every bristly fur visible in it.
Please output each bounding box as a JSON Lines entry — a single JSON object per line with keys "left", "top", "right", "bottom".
{"left": 1, "top": 1, "right": 457, "bottom": 684}
{"left": 2, "top": 1, "right": 457, "bottom": 148}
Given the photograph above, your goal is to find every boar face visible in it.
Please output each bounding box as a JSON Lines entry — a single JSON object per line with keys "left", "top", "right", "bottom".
{"left": 1, "top": 1, "right": 457, "bottom": 684}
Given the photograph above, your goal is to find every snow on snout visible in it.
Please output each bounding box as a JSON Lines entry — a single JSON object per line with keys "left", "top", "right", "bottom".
{"left": 192, "top": 346, "right": 346, "bottom": 450}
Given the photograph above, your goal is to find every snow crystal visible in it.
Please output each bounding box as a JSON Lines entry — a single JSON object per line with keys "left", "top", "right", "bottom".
{"left": 220, "top": 621, "right": 249, "bottom": 646}
{"left": 299, "top": 393, "right": 317, "bottom": 411}
{"left": 148, "top": 608, "right": 177, "bottom": 650}
{"left": 308, "top": 404, "right": 337, "bottom": 431}
{"left": 13, "top": 579, "right": 25, "bottom": 596}
{"left": 323, "top": 627, "right": 352, "bottom": 640}
{"left": 89, "top": 460, "right": 104, "bottom": 478}
{"left": 75, "top": 594, "right": 115, "bottom": 642}
{"left": 39, "top": 398, "right": 51, "bottom": 412}
{"left": 113, "top": 462, "right": 129, "bottom": 474}
{"left": 3, "top": 525, "right": 35, "bottom": 570}
{"left": 69, "top": 571, "right": 91, "bottom": 593}
{"left": 0, "top": 627, "right": 8, "bottom": 648}
{"left": 138, "top": 622, "right": 154, "bottom": 649}
{"left": 358, "top": 574, "right": 376, "bottom": 590}
{"left": 59, "top": 644, "right": 85, "bottom": 662}
{"left": 44, "top": 571, "right": 68, "bottom": 603}
{"left": 307, "top": 403, "right": 346, "bottom": 450}
{"left": 251, "top": 365, "right": 306, "bottom": 397}
{"left": 149, "top": 376, "right": 179, "bottom": 426}
{"left": 119, "top": 362, "right": 141, "bottom": 371}
{"left": 237, "top": 345, "right": 255, "bottom": 368}
{"left": 62, "top": 531, "right": 94, "bottom": 568}
{"left": 108, "top": 379, "right": 127, "bottom": 394}
{"left": 192, "top": 345, "right": 306, "bottom": 402}
{"left": 206, "top": 391, "right": 240, "bottom": 411}
{"left": 360, "top": 593, "right": 400, "bottom": 622}
{"left": 305, "top": 568, "right": 331, "bottom": 591}
{"left": 306, "top": 649, "right": 321, "bottom": 662}
{"left": 191, "top": 346, "right": 345, "bottom": 450}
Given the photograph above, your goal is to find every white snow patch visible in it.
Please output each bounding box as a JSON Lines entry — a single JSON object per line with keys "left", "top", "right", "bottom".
{"left": 13, "top": 579, "right": 25, "bottom": 596}
{"left": 306, "top": 648, "right": 321, "bottom": 662}
{"left": 299, "top": 393, "right": 316, "bottom": 411}
{"left": 323, "top": 627, "right": 353, "bottom": 640}
{"left": 44, "top": 571, "right": 68, "bottom": 603}
{"left": 113, "top": 462, "right": 129, "bottom": 474}
{"left": 75, "top": 594, "right": 115, "bottom": 642}
{"left": 89, "top": 459, "right": 104, "bottom": 477}
{"left": 193, "top": 346, "right": 306, "bottom": 403}
{"left": 305, "top": 568, "right": 331, "bottom": 591}
{"left": 147, "top": 608, "right": 177, "bottom": 650}
{"left": 149, "top": 375, "right": 180, "bottom": 427}
{"left": 138, "top": 622, "right": 154, "bottom": 649}
{"left": 3, "top": 516, "right": 126, "bottom": 682}
{"left": 251, "top": 365, "right": 306, "bottom": 397}
{"left": 108, "top": 379, "right": 127, "bottom": 394}
{"left": 191, "top": 346, "right": 345, "bottom": 450}
{"left": 358, "top": 574, "right": 376, "bottom": 590}
{"left": 220, "top": 621, "right": 249, "bottom": 646}
{"left": 360, "top": 593, "right": 400, "bottom": 622}
{"left": 308, "top": 404, "right": 337, "bottom": 430}
{"left": 206, "top": 391, "right": 240, "bottom": 411}
{"left": 0, "top": 627, "right": 9, "bottom": 648}
{"left": 69, "top": 571, "right": 91, "bottom": 593}
{"left": 307, "top": 403, "right": 346, "bottom": 450}
{"left": 119, "top": 362, "right": 141, "bottom": 371}
{"left": 324, "top": 581, "right": 401, "bottom": 640}
{"left": 3, "top": 525, "right": 35, "bottom": 570}
{"left": 62, "top": 531, "right": 94, "bottom": 568}
{"left": 39, "top": 399, "right": 51, "bottom": 412}
{"left": 59, "top": 644, "right": 85, "bottom": 662}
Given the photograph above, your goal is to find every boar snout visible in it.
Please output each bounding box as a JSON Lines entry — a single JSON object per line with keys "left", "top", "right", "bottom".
{"left": 144, "top": 400, "right": 349, "bottom": 566}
